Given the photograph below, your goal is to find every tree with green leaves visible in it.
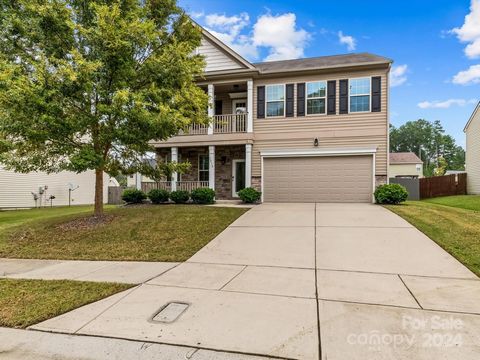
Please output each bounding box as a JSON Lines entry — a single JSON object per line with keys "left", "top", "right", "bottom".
{"left": 390, "top": 119, "right": 465, "bottom": 176}
{"left": 0, "top": 0, "right": 208, "bottom": 216}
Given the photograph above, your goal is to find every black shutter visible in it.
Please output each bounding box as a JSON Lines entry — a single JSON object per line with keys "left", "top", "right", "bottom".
{"left": 297, "top": 83, "right": 305, "bottom": 117}
{"left": 327, "top": 80, "right": 336, "bottom": 115}
{"left": 339, "top": 79, "right": 348, "bottom": 114}
{"left": 214, "top": 100, "right": 223, "bottom": 115}
{"left": 257, "top": 86, "right": 265, "bottom": 119}
{"left": 286, "top": 84, "right": 294, "bottom": 117}
{"left": 371, "top": 76, "right": 381, "bottom": 112}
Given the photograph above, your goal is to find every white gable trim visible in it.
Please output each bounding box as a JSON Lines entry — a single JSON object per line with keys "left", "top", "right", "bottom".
{"left": 464, "top": 101, "right": 480, "bottom": 132}
{"left": 200, "top": 27, "right": 255, "bottom": 71}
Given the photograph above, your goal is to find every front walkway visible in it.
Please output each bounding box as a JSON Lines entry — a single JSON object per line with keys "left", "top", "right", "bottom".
{"left": 6, "top": 203, "right": 480, "bottom": 359}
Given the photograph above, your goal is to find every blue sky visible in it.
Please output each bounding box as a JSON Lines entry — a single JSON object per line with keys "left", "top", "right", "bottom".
{"left": 179, "top": 0, "right": 480, "bottom": 147}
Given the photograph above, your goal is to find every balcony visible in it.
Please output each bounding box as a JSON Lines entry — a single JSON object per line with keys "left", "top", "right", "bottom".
{"left": 181, "top": 113, "right": 247, "bottom": 136}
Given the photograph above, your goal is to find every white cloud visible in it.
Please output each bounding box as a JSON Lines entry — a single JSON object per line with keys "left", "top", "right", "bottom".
{"left": 390, "top": 64, "right": 408, "bottom": 87}
{"left": 253, "top": 13, "right": 310, "bottom": 61}
{"left": 338, "top": 31, "right": 356, "bottom": 51}
{"left": 451, "top": 0, "right": 480, "bottom": 58}
{"left": 190, "top": 11, "right": 205, "bottom": 19}
{"left": 203, "top": 13, "right": 259, "bottom": 60}
{"left": 201, "top": 12, "right": 310, "bottom": 62}
{"left": 417, "top": 98, "right": 478, "bottom": 109}
{"left": 452, "top": 64, "right": 480, "bottom": 84}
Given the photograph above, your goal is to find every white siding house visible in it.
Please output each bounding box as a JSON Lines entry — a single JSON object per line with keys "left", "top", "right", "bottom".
{"left": 465, "top": 102, "right": 480, "bottom": 194}
{"left": 0, "top": 168, "right": 111, "bottom": 208}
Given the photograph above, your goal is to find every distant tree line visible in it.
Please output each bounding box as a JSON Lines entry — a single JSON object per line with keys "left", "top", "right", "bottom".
{"left": 390, "top": 119, "right": 465, "bottom": 177}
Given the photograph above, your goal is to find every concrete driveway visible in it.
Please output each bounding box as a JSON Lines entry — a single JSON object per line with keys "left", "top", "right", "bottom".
{"left": 30, "top": 203, "right": 480, "bottom": 360}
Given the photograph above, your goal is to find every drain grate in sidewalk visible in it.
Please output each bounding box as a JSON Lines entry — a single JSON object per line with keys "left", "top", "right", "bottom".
{"left": 151, "top": 302, "right": 189, "bottom": 323}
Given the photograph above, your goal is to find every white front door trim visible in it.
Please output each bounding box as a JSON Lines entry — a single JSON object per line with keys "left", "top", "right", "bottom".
{"left": 232, "top": 159, "right": 246, "bottom": 197}
{"left": 260, "top": 147, "right": 378, "bottom": 203}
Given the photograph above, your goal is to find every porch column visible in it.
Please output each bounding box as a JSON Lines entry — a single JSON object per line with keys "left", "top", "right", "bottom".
{"left": 135, "top": 173, "right": 142, "bottom": 190}
{"left": 245, "top": 144, "right": 252, "bottom": 188}
{"left": 208, "top": 145, "right": 215, "bottom": 190}
{"left": 207, "top": 84, "right": 215, "bottom": 135}
{"left": 247, "top": 80, "right": 253, "bottom": 133}
{"left": 171, "top": 147, "right": 178, "bottom": 191}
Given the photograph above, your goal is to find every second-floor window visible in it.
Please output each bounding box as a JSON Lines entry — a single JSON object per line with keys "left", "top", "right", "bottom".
{"left": 266, "top": 84, "right": 285, "bottom": 117}
{"left": 306, "top": 81, "right": 327, "bottom": 115}
{"left": 199, "top": 155, "right": 209, "bottom": 182}
{"left": 349, "top": 77, "right": 371, "bottom": 113}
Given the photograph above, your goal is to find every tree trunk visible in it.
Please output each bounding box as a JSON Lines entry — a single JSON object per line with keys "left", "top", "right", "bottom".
{"left": 94, "top": 169, "right": 104, "bottom": 217}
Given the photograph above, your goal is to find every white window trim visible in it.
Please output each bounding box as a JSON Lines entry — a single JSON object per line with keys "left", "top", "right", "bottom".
{"left": 265, "top": 84, "right": 286, "bottom": 118}
{"left": 306, "top": 80, "right": 327, "bottom": 116}
{"left": 198, "top": 154, "right": 209, "bottom": 182}
{"left": 348, "top": 76, "right": 372, "bottom": 114}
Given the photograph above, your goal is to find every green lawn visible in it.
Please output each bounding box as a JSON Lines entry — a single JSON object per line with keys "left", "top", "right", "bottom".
{"left": 0, "top": 279, "right": 131, "bottom": 328}
{"left": 423, "top": 195, "right": 480, "bottom": 212}
{"left": 0, "top": 205, "right": 248, "bottom": 261}
{"left": 386, "top": 199, "right": 480, "bottom": 277}
{"left": 0, "top": 205, "right": 100, "bottom": 232}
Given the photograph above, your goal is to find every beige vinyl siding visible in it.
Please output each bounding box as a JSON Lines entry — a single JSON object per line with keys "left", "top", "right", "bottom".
{"left": 466, "top": 110, "right": 480, "bottom": 194}
{"left": 252, "top": 69, "right": 389, "bottom": 177}
{"left": 389, "top": 163, "right": 423, "bottom": 178}
{"left": 0, "top": 168, "right": 109, "bottom": 208}
{"left": 198, "top": 38, "right": 244, "bottom": 73}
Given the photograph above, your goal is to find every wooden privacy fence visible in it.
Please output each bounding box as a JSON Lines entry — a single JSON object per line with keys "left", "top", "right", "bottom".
{"left": 419, "top": 173, "right": 467, "bottom": 199}
{"left": 108, "top": 186, "right": 124, "bottom": 205}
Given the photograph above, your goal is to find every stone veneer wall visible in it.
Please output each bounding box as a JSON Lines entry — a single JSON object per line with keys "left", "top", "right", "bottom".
{"left": 156, "top": 145, "right": 246, "bottom": 199}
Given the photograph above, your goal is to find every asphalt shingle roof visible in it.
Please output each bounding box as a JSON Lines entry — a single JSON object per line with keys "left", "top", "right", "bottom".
{"left": 253, "top": 53, "right": 392, "bottom": 73}
{"left": 389, "top": 152, "right": 423, "bottom": 164}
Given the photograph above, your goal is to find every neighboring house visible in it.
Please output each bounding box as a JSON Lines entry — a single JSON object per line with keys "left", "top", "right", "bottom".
{"left": 0, "top": 167, "right": 111, "bottom": 208}
{"left": 152, "top": 27, "right": 392, "bottom": 203}
{"left": 389, "top": 152, "right": 423, "bottom": 179}
{"left": 464, "top": 102, "right": 480, "bottom": 194}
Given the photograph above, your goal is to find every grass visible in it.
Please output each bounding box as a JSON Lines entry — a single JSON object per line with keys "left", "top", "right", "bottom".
{"left": 0, "top": 205, "right": 100, "bottom": 232}
{"left": 423, "top": 195, "right": 480, "bottom": 212}
{"left": 0, "top": 279, "right": 131, "bottom": 328}
{"left": 0, "top": 205, "right": 248, "bottom": 261}
{"left": 386, "top": 200, "right": 480, "bottom": 277}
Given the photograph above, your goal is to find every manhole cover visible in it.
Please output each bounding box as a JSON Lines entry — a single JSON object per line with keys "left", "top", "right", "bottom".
{"left": 152, "top": 302, "right": 189, "bottom": 323}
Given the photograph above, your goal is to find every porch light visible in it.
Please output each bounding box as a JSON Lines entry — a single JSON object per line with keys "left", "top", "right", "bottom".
{"left": 314, "top": 138, "right": 319, "bottom": 147}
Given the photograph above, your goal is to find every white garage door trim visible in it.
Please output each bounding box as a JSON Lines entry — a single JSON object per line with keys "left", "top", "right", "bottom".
{"left": 260, "top": 147, "right": 377, "bottom": 203}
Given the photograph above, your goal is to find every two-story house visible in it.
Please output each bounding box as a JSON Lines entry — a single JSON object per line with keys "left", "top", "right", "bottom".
{"left": 152, "top": 27, "right": 392, "bottom": 203}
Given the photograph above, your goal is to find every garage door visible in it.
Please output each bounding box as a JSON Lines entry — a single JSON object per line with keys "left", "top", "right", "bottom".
{"left": 263, "top": 155, "right": 373, "bottom": 203}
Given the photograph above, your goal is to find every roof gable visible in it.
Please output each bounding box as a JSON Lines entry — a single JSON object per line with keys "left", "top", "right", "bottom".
{"left": 464, "top": 101, "right": 480, "bottom": 132}
{"left": 197, "top": 28, "right": 254, "bottom": 73}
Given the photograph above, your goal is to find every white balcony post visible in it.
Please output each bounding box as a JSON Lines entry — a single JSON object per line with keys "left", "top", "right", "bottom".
{"left": 208, "top": 145, "right": 215, "bottom": 190}
{"left": 245, "top": 144, "right": 252, "bottom": 188}
{"left": 171, "top": 147, "right": 178, "bottom": 191}
{"left": 207, "top": 84, "right": 215, "bottom": 135}
{"left": 247, "top": 80, "right": 253, "bottom": 133}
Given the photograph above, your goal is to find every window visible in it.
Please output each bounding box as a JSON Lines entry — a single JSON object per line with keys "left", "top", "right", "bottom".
{"left": 349, "top": 77, "right": 371, "bottom": 112}
{"left": 199, "top": 155, "right": 209, "bottom": 182}
{"left": 306, "top": 81, "right": 327, "bottom": 115}
{"left": 266, "top": 85, "right": 285, "bottom": 117}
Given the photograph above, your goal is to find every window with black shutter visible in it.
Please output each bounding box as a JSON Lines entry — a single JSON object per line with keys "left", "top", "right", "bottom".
{"left": 371, "top": 76, "right": 381, "bottom": 112}
{"left": 257, "top": 86, "right": 265, "bottom": 118}
{"left": 286, "top": 84, "right": 294, "bottom": 117}
{"left": 327, "top": 80, "right": 336, "bottom": 115}
{"left": 339, "top": 79, "right": 348, "bottom": 114}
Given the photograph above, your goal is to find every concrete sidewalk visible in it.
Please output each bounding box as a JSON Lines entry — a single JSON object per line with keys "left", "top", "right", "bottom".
{"left": 14, "top": 203, "right": 480, "bottom": 359}
{"left": 0, "top": 259, "right": 178, "bottom": 284}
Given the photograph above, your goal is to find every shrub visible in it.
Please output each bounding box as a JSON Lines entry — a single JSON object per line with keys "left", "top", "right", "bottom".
{"left": 148, "top": 189, "right": 170, "bottom": 204}
{"left": 374, "top": 184, "right": 408, "bottom": 205}
{"left": 122, "top": 188, "right": 147, "bottom": 204}
{"left": 238, "top": 187, "right": 261, "bottom": 203}
{"left": 191, "top": 187, "right": 215, "bottom": 204}
{"left": 170, "top": 190, "right": 190, "bottom": 204}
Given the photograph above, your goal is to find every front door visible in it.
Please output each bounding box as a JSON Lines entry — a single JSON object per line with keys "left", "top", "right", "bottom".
{"left": 232, "top": 159, "right": 246, "bottom": 197}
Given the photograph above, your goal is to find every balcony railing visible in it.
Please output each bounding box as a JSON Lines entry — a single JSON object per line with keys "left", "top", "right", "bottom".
{"left": 181, "top": 113, "right": 247, "bottom": 136}
{"left": 141, "top": 181, "right": 209, "bottom": 194}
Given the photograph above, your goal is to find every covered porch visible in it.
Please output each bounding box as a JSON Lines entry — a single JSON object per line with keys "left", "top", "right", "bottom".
{"left": 146, "top": 144, "right": 252, "bottom": 200}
